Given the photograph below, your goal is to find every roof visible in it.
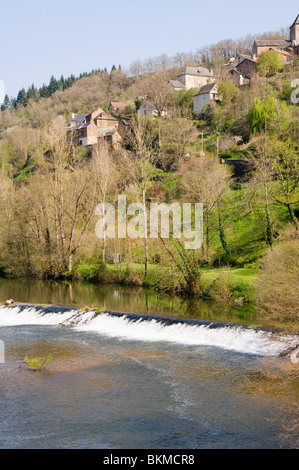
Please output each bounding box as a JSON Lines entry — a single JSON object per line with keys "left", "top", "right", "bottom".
{"left": 227, "top": 68, "right": 242, "bottom": 75}
{"left": 68, "top": 122, "right": 90, "bottom": 131}
{"left": 103, "top": 130, "right": 121, "bottom": 136}
{"left": 194, "top": 83, "right": 217, "bottom": 97}
{"left": 120, "top": 118, "right": 131, "bottom": 126}
{"left": 253, "top": 39, "right": 290, "bottom": 47}
{"left": 168, "top": 80, "right": 185, "bottom": 88}
{"left": 272, "top": 48, "right": 293, "bottom": 56}
{"left": 110, "top": 101, "right": 126, "bottom": 108}
{"left": 290, "top": 14, "right": 299, "bottom": 27}
{"left": 94, "top": 111, "right": 118, "bottom": 121}
{"left": 236, "top": 57, "right": 256, "bottom": 68}
{"left": 71, "top": 114, "right": 88, "bottom": 122}
{"left": 239, "top": 54, "right": 253, "bottom": 60}
{"left": 139, "top": 101, "right": 157, "bottom": 110}
{"left": 178, "top": 66, "right": 212, "bottom": 77}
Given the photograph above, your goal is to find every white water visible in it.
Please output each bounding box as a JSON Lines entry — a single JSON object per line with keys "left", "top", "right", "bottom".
{"left": 0, "top": 305, "right": 298, "bottom": 356}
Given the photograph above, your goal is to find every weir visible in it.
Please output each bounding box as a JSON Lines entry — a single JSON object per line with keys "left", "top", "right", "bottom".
{"left": 0, "top": 304, "right": 298, "bottom": 357}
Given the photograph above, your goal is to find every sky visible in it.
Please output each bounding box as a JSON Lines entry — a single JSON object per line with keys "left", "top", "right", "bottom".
{"left": 0, "top": 0, "right": 298, "bottom": 101}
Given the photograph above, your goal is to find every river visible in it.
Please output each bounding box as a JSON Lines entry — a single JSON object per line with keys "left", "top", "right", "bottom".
{"left": 0, "top": 278, "right": 298, "bottom": 449}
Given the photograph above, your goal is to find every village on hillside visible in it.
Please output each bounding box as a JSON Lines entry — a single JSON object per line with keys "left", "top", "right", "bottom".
{"left": 68, "top": 13, "right": 299, "bottom": 151}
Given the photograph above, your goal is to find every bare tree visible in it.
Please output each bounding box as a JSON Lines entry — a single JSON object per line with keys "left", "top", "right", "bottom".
{"left": 92, "top": 139, "right": 117, "bottom": 262}
{"left": 179, "top": 156, "right": 232, "bottom": 260}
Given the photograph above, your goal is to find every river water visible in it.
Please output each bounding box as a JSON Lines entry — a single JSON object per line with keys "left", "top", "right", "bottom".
{"left": 0, "top": 278, "right": 298, "bottom": 449}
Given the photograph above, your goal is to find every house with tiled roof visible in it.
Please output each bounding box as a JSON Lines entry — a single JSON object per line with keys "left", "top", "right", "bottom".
{"left": 252, "top": 39, "right": 291, "bottom": 58}
{"left": 290, "top": 14, "right": 299, "bottom": 43}
{"left": 236, "top": 57, "right": 257, "bottom": 79}
{"left": 167, "top": 79, "right": 185, "bottom": 91}
{"left": 108, "top": 101, "right": 127, "bottom": 114}
{"left": 177, "top": 66, "right": 214, "bottom": 90}
{"left": 193, "top": 83, "right": 219, "bottom": 116}
{"left": 68, "top": 106, "right": 119, "bottom": 148}
{"left": 252, "top": 14, "right": 299, "bottom": 57}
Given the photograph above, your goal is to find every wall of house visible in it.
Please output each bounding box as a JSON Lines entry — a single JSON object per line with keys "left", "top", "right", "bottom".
{"left": 79, "top": 137, "right": 88, "bottom": 146}
{"left": 193, "top": 93, "right": 210, "bottom": 115}
{"left": 290, "top": 24, "right": 299, "bottom": 42}
{"left": 138, "top": 106, "right": 157, "bottom": 117}
{"left": 178, "top": 74, "right": 211, "bottom": 90}
{"left": 96, "top": 119, "right": 118, "bottom": 134}
{"left": 227, "top": 70, "right": 242, "bottom": 85}
{"left": 236, "top": 60, "right": 256, "bottom": 79}
{"left": 253, "top": 44, "right": 281, "bottom": 57}
{"left": 86, "top": 122, "right": 99, "bottom": 146}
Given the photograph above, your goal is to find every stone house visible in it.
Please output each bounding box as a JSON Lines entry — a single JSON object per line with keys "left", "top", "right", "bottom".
{"left": 68, "top": 106, "right": 119, "bottom": 148}
{"left": 252, "top": 14, "right": 299, "bottom": 57}
{"left": 252, "top": 39, "right": 290, "bottom": 58}
{"left": 193, "top": 83, "right": 219, "bottom": 116}
{"left": 290, "top": 14, "right": 299, "bottom": 44}
{"left": 176, "top": 66, "right": 214, "bottom": 90}
{"left": 225, "top": 68, "right": 247, "bottom": 86}
{"left": 236, "top": 57, "right": 257, "bottom": 79}
{"left": 101, "top": 130, "right": 122, "bottom": 150}
{"left": 137, "top": 101, "right": 167, "bottom": 118}
{"left": 167, "top": 80, "right": 185, "bottom": 91}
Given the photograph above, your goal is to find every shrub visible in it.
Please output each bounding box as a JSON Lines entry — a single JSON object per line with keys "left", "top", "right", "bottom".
{"left": 256, "top": 239, "right": 299, "bottom": 323}
{"left": 24, "top": 356, "right": 53, "bottom": 371}
{"left": 74, "top": 257, "right": 107, "bottom": 282}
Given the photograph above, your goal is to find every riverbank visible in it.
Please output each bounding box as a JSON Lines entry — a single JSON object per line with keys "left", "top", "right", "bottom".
{"left": 64, "top": 261, "right": 258, "bottom": 304}
{"left": 1, "top": 274, "right": 299, "bottom": 332}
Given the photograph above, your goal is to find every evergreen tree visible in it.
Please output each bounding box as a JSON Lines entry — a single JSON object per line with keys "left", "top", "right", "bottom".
{"left": 27, "top": 84, "right": 40, "bottom": 102}
{"left": 16, "top": 88, "right": 28, "bottom": 107}
{"left": 39, "top": 84, "right": 50, "bottom": 98}
{"left": 1, "top": 94, "right": 10, "bottom": 111}
{"left": 48, "top": 75, "right": 60, "bottom": 95}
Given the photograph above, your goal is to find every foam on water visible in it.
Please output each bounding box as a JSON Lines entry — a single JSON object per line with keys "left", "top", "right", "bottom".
{"left": 0, "top": 304, "right": 298, "bottom": 356}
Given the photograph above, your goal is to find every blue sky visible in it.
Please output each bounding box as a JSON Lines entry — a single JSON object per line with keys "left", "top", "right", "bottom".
{"left": 0, "top": 0, "right": 298, "bottom": 100}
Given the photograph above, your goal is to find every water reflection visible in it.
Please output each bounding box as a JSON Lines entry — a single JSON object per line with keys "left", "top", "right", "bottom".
{"left": 0, "top": 277, "right": 258, "bottom": 325}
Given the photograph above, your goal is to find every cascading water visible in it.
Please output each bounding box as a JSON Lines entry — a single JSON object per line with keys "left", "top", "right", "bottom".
{"left": 0, "top": 304, "right": 298, "bottom": 357}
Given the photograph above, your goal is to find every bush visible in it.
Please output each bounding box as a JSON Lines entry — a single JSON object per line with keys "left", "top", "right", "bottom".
{"left": 203, "top": 273, "right": 253, "bottom": 303}
{"left": 120, "top": 265, "right": 143, "bottom": 286}
{"left": 231, "top": 281, "right": 254, "bottom": 302}
{"left": 24, "top": 356, "right": 53, "bottom": 371}
{"left": 74, "top": 257, "right": 107, "bottom": 282}
{"left": 256, "top": 239, "right": 299, "bottom": 323}
{"left": 255, "top": 50, "right": 284, "bottom": 77}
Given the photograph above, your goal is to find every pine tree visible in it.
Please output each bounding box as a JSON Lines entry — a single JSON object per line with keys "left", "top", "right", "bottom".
{"left": 1, "top": 94, "right": 10, "bottom": 111}
{"left": 39, "top": 84, "right": 50, "bottom": 98}
{"left": 16, "top": 88, "right": 28, "bottom": 107}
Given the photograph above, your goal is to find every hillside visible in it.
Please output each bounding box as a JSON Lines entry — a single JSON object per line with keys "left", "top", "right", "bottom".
{"left": 0, "top": 33, "right": 298, "bottom": 325}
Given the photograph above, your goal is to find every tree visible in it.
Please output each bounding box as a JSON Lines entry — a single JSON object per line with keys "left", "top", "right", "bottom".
{"left": 247, "top": 136, "right": 275, "bottom": 246}
{"left": 270, "top": 137, "right": 299, "bottom": 229}
{"left": 129, "top": 116, "right": 157, "bottom": 277}
{"left": 1, "top": 94, "right": 10, "bottom": 111}
{"left": 158, "top": 116, "right": 195, "bottom": 171}
{"left": 16, "top": 88, "right": 28, "bottom": 108}
{"left": 138, "top": 70, "right": 175, "bottom": 117}
{"left": 179, "top": 156, "right": 232, "bottom": 260}
{"left": 255, "top": 49, "right": 284, "bottom": 77}
{"left": 92, "top": 140, "right": 117, "bottom": 262}
{"left": 218, "top": 81, "right": 237, "bottom": 104}
{"left": 27, "top": 84, "right": 40, "bottom": 102}
{"left": 248, "top": 95, "right": 291, "bottom": 134}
